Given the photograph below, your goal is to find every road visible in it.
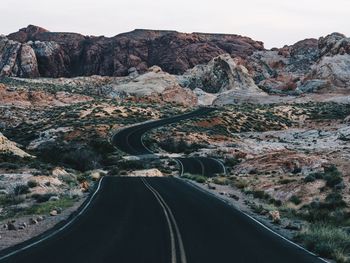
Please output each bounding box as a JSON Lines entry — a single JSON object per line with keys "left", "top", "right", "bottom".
{"left": 0, "top": 107, "right": 326, "bottom": 263}
{"left": 113, "top": 107, "right": 225, "bottom": 177}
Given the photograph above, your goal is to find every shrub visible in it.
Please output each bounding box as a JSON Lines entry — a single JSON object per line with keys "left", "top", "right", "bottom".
{"left": 14, "top": 184, "right": 30, "bottom": 195}
{"left": 182, "top": 173, "right": 207, "bottom": 183}
{"left": 290, "top": 195, "right": 302, "bottom": 205}
{"left": 32, "top": 193, "right": 56, "bottom": 203}
{"left": 212, "top": 177, "right": 231, "bottom": 185}
{"left": 279, "top": 178, "right": 296, "bottom": 184}
{"left": 225, "top": 158, "right": 241, "bottom": 167}
{"left": 304, "top": 175, "right": 316, "bottom": 183}
{"left": 296, "top": 224, "right": 350, "bottom": 262}
{"left": 324, "top": 166, "right": 343, "bottom": 188}
{"left": 27, "top": 180, "right": 38, "bottom": 188}
{"left": 249, "top": 190, "right": 270, "bottom": 200}
{"left": 323, "top": 192, "right": 346, "bottom": 209}
{"left": 232, "top": 179, "right": 248, "bottom": 189}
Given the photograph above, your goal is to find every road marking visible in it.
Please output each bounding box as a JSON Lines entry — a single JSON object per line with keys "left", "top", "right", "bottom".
{"left": 174, "top": 159, "right": 184, "bottom": 177}
{"left": 208, "top": 157, "right": 227, "bottom": 175}
{"left": 141, "top": 178, "right": 187, "bottom": 263}
{"left": 141, "top": 177, "right": 177, "bottom": 263}
{"left": 179, "top": 177, "right": 329, "bottom": 263}
{"left": 0, "top": 177, "right": 105, "bottom": 262}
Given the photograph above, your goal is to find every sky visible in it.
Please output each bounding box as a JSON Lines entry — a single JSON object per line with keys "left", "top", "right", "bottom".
{"left": 1, "top": 0, "right": 350, "bottom": 48}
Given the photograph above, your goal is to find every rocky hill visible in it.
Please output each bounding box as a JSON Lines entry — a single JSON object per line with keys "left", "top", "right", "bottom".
{"left": 1, "top": 25, "right": 264, "bottom": 78}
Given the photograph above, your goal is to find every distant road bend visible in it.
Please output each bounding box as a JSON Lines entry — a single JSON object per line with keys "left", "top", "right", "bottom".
{"left": 0, "top": 107, "right": 327, "bottom": 263}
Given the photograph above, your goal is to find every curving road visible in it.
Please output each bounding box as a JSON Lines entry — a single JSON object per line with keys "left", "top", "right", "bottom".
{"left": 113, "top": 107, "right": 225, "bottom": 177}
{"left": 0, "top": 107, "right": 327, "bottom": 263}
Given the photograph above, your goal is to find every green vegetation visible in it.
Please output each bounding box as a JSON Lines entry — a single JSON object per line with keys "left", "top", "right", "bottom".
{"left": 182, "top": 173, "right": 207, "bottom": 183}
{"left": 25, "top": 196, "right": 77, "bottom": 215}
{"left": 14, "top": 184, "right": 30, "bottom": 196}
{"left": 289, "top": 195, "right": 302, "bottom": 205}
{"left": 296, "top": 224, "right": 350, "bottom": 262}
{"left": 212, "top": 177, "right": 231, "bottom": 185}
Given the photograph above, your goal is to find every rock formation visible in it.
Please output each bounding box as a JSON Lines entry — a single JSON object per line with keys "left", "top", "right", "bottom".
{"left": 1, "top": 25, "right": 264, "bottom": 78}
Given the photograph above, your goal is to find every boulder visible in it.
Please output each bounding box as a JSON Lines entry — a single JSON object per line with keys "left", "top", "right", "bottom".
{"left": 50, "top": 210, "right": 58, "bottom": 216}
{"left": 181, "top": 54, "right": 262, "bottom": 94}
{"left": 0, "top": 36, "right": 39, "bottom": 77}
{"left": 269, "top": 210, "right": 281, "bottom": 224}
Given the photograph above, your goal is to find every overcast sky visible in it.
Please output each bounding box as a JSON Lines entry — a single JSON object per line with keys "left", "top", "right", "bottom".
{"left": 1, "top": 0, "right": 349, "bottom": 48}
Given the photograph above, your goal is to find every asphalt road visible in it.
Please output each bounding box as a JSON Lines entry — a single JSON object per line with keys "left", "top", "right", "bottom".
{"left": 0, "top": 177, "right": 324, "bottom": 263}
{"left": 113, "top": 107, "right": 225, "bottom": 177}
{"left": 0, "top": 107, "right": 326, "bottom": 263}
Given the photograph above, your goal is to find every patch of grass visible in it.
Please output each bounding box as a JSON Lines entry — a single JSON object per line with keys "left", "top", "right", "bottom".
{"left": 212, "top": 177, "right": 231, "bottom": 185}
{"left": 231, "top": 178, "right": 249, "bottom": 189}
{"left": 182, "top": 173, "right": 207, "bottom": 183}
{"left": 296, "top": 224, "right": 350, "bottom": 262}
{"left": 26, "top": 196, "right": 77, "bottom": 215}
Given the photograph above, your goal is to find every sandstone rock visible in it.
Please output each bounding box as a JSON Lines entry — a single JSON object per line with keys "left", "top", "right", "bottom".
{"left": 52, "top": 167, "right": 70, "bottom": 177}
{"left": 0, "top": 36, "right": 39, "bottom": 77}
{"left": 101, "top": 68, "right": 184, "bottom": 98}
{"left": 181, "top": 54, "right": 262, "bottom": 94}
{"left": 192, "top": 88, "right": 217, "bottom": 106}
{"left": 161, "top": 86, "right": 198, "bottom": 106}
{"left": 0, "top": 132, "right": 32, "bottom": 158}
{"left": 50, "top": 210, "right": 58, "bottom": 216}
{"left": 269, "top": 210, "right": 281, "bottom": 224}
{"left": 80, "top": 181, "right": 90, "bottom": 192}
{"left": 128, "top": 169, "right": 164, "bottom": 177}
{"left": 319, "top": 33, "right": 350, "bottom": 57}
{"left": 5, "top": 25, "right": 264, "bottom": 78}
{"left": 29, "top": 218, "right": 38, "bottom": 225}
{"left": 310, "top": 54, "right": 350, "bottom": 88}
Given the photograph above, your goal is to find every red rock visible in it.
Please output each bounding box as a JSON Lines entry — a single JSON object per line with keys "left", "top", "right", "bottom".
{"left": 4, "top": 25, "right": 265, "bottom": 78}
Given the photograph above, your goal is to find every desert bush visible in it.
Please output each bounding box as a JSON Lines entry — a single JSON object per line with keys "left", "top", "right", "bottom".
{"left": 304, "top": 175, "right": 316, "bottom": 183}
{"left": 182, "top": 173, "right": 207, "bottom": 183}
{"left": 296, "top": 224, "right": 350, "bottom": 262}
{"left": 289, "top": 195, "right": 302, "bottom": 205}
{"left": 32, "top": 193, "right": 56, "bottom": 203}
{"left": 324, "top": 166, "right": 343, "bottom": 188}
{"left": 27, "top": 180, "right": 38, "bottom": 188}
{"left": 37, "top": 142, "right": 102, "bottom": 172}
{"left": 212, "top": 177, "right": 231, "bottom": 185}
{"left": 279, "top": 178, "right": 296, "bottom": 184}
{"left": 225, "top": 158, "right": 241, "bottom": 167}
{"left": 14, "top": 184, "right": 30, "bottom": 195}
{"left": 232, "top": 178, "right": 249, "bottom": 189}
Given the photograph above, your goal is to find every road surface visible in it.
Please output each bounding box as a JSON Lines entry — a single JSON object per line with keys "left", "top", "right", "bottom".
{"left": 0, "top": 107, "right": 326, "bottom": 263}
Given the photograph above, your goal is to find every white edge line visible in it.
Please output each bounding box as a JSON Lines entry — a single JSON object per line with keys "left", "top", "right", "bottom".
{"left": 173, "top": 158, "right": 184, "bottom": 177}
{"left": 178, "top": 178, "right": 329, "bottom": 263}
{"left": 0, "top": 177, "right": 105, "bottom": 261}
{"left": 208, "top": 157, "right": 227, "bottom": 175}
